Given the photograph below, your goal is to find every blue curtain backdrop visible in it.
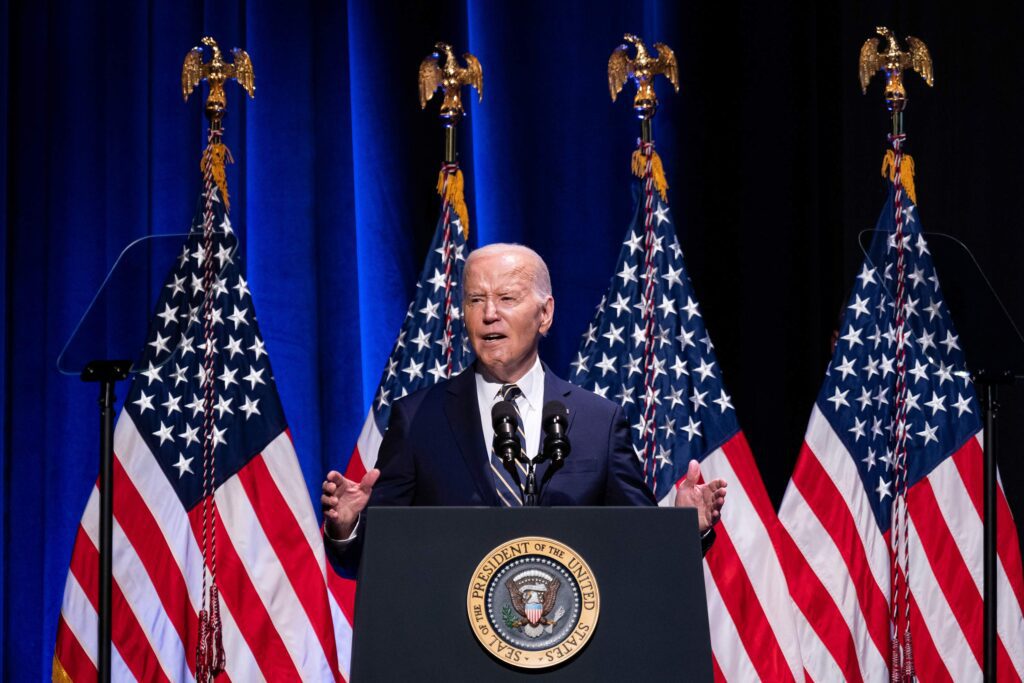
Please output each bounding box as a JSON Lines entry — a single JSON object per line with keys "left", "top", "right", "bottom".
{"left": 4, "top": 1, "right": 1024, "bottom": 678}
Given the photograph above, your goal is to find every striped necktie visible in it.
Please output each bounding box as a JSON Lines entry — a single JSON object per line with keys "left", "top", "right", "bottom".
{"left": 491, "top": 383, "right": 529, "bottom": 506}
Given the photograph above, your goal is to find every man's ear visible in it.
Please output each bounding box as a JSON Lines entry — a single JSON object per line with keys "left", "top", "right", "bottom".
{"left": 538, "top": 296, "right": 554, "bottom": 336}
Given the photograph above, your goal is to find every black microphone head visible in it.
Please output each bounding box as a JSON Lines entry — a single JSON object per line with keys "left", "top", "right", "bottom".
{"left": 492, "top": 400, "right": 519, "bottom": 426}
{"left": 542, "top": 400, "right": 569, "bottom": 428}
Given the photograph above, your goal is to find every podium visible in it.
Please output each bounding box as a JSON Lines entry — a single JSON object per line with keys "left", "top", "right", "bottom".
{"left": 350, "top": 507, "right": 712, "bottom": 681}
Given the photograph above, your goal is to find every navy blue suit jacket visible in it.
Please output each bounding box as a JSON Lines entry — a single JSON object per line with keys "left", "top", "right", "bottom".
{"left": 368, "top": 364, "right": 655, "bottom": 508}
{"left": 327, "top": 364, "right": 717, "bottom": 576}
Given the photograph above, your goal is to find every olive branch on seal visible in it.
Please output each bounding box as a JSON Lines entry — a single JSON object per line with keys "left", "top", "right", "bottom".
{"left": 502, "top": 605, "right": 523, "bottom": 630}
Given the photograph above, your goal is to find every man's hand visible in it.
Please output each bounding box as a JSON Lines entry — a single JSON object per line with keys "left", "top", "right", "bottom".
{"left": 321, "top": 468, "right": 380, "bottom": 540}
{"left": 673, "top": 459, "right": 727, "bottom": 532}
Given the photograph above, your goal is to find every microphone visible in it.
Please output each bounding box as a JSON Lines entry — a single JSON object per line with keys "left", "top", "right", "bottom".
{"left": 491, "top": 400, "right": 522, "bottom": 467}
{"left": 541, "top": 401, "right": 571, "bottom": 464}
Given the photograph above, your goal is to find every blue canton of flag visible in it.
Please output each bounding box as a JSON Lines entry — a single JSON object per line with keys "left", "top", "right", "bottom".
{"left": 569, "top": 182, "right": 740, "bottom": 499}
{"left": 367, "top": 212, "right": 473, "bottom": 435}
{"left": 820, "top": 188, "right": 980, "bottom": 530}
{"left": 127, "top": 191, "right": 285, "bottom": 508}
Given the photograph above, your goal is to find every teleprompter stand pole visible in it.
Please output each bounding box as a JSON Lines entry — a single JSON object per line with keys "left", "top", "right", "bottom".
{"left": 80, "top": 360, "right": 132, "bottom": 683}
{"left": 974, "top": 369, "right": 1023, "bottom": 682}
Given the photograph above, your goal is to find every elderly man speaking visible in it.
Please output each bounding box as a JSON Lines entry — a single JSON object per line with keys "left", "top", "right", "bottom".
{"left": 322, "top": 243, "right": 726, "bottom": 564}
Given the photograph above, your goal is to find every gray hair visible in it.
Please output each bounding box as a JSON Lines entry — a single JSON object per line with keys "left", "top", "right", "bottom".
{"left": 463, "top": 242, "right": 552, "bottom": 302}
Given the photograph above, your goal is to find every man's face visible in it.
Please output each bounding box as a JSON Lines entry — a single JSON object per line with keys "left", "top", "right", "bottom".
{"left": 464, "top": 250, "right": 554, "bottom": 384}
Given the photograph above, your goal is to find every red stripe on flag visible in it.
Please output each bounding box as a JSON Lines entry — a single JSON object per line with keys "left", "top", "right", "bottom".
{"left": 343, "top": 445, "right": 367, "bottom": 482}
{"left": 780, "top": 455, "right": 868, "bottom": 681}
{"left": 792, "top": 444, "right": 891, "bottom": 660}
{"left": 236, "top": 454, "right": 342, "bottom": 682}
{"left": 909, "top": 476, "right": 983, "bottom": 666}
{"left": 326, "top": 569, "right": 357, "bottom": 625}
{"left": 69, "top": 526, "right": 172, "bottom": 683}
{"left": 187, "top": 504, "right": 302, "bottom": 681}
{"left": 951, "top": 438, "right": 1024, "bottom": 610}
{"left": 711, "top": 652, "right": 724, "bottom": 683}
{"left": 777, "top": 521, "right": 864, "bottom": 683}
{"left": 907, "top": 592, "right": 953, "bottom": 683}
{"left": 112, "top": 457, "right": 197, "bottom": 672}
{"left": 705, "top": 522, "right": 796, "bottom": 683}
{"left": 55, "top": 615, "right": 97, "bottom": 682}
{"left": 721, "top": 432, "right": 775, "bottom": 520}
{"left": 909, "top": 476, "right": 1020, "bottom": 677}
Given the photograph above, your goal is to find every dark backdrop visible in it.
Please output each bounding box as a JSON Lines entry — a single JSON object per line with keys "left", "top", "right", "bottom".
{"left": 4, "top": 1, "right": 1024, "bottom": 679}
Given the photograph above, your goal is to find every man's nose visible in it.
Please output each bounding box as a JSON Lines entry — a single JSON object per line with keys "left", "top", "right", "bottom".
{"left": 482, "top": 298, "right": 499, "bottom": 321}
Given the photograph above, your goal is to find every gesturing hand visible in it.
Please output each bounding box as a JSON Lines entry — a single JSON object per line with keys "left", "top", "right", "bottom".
{"left": 673, "top": 459, "right": 727, "bottom": 532}
{"left": 321, "top": 468, "right": 380, "bottom": 540}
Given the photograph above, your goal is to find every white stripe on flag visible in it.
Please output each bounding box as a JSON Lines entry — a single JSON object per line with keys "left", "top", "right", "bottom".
{"left": 328, "top": 589, "right": 353, "bottom": 681}
{"left": 59, "top": 563, "right": 137, "bottom": 682}
{"left": 700, "top": 448, "right": 803, "bottom": 680}
{"left": 906, "top": 515, "right": 980, "bottom": 680}
{"left": 355, "top": 413, "right": 384, "bottom": 471}
{"left": 702, "top": 561, "right": 760, "bottom": 681}
{"left": 262, "top": 433, "right": 330, "bottom": 574}
{"left": 215, "top": 475, "right": 335, "bottom": 680}
{"left": 216, "top": 578, "right": 268, "bottom": 683}
{"left": 928, "top": 454, "right": 1024, "bottom": 676}
{"left": 779, "top": 479, "right": 888, "bottom": 675}
{"left": 116, "top": 417, "right": 203, "bottom": 610}
{"left": 110, "top": 519, "right": 193, "bottom": 682}
{"left": 59, "top": 570, "right": 97, "bottom": 669}
{"left": 790, "top": 605, "right": 847, "bottom": 682}
{"left": 803, "top": 406, "right": 890, "bottom": 590}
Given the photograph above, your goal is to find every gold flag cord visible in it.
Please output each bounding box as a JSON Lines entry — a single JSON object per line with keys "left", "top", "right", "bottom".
{"left": 881, "top": 149, "right": 917, "bottom": 206}
{"left": 436, "top": 166, "right": 469, "bottom": 239}
{"left": 630, "top": 146, "right": 669, "bottom": 204}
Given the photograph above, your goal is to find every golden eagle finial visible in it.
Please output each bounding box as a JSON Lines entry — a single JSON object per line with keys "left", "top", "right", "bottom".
{"left": 418, "top": 42, "right": 483, "bottom": 127}
{"left": 182, "top": 37, "right": 255, "bottom": 124}
{"left": 859, "top": 26, "right": 933, "bottom": 112}
{"left": 608, "top": 34, "right": 679, "bottom": 120}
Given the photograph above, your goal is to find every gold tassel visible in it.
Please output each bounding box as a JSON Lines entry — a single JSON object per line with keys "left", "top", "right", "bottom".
{"left": 201, "top": 143, "right": 235, "bottom": 213}
{"left": 436, "top": 169, "right": 470, "bottom": 238}
{"left": 881, "top": 150, "right": 917, "bottom": 206}
{"left": 52, "top": 656, "right": 73, "bottom": 683}
{"left": 631, "top": 149, "right": 669, "bottom": 203}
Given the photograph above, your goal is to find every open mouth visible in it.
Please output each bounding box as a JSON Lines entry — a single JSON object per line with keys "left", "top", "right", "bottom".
{"left": 481, "top": 333, "right": 507, "bottom": 342}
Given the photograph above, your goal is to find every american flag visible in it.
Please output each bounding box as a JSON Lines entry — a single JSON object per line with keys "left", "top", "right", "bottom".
{"left": 335, "top": 163, "right": 473, "bottom": 667}
{"left": 570, "top": 141, "right": 803, "bottom": 681}
{"left": 778, "top": 145, "right": 1024, "bottom": 680}
{"left": 52, "top": 183, "right": 349, "bottom": 681}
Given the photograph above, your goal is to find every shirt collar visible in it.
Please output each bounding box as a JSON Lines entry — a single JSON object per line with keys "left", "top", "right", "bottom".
{"left": 476, "top": 357, "right": 545, "bottom": 411}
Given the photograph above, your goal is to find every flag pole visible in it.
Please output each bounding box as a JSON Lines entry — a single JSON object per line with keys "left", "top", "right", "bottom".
{"left": 608, "top": 34, "right": 678, "bottom": 489}
{"left": 182, "top": 36, "right": 254, "bottom": 682}
{"left": 859, "top": 26, "right": 935, "bottom": 681}
{"left": 420, "top": 43, "right": 480, "bottom": 375}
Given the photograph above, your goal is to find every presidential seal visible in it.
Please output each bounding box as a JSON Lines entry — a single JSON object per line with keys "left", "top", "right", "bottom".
{"left": 467, "top": 537, "right": 599, "bottom": 669}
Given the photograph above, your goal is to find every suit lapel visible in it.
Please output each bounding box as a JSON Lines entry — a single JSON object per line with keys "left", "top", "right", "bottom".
{"left": 537, "top": 365, "right": 575, "bottom": 496}
{"left": 443, "top": 368, "right": 499, "bottom": 505}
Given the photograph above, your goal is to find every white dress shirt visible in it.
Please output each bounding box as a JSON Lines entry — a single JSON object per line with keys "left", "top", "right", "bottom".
{"left": 475, "top": 356, "right": 546, "bottom": 461}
